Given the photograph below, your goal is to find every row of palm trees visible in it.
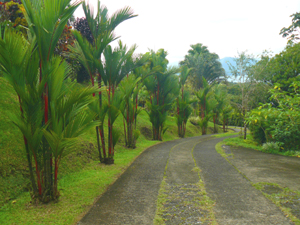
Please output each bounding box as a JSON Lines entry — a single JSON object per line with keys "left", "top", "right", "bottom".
{"left": 0, "top": 0, "right": 230, "bottom": 203}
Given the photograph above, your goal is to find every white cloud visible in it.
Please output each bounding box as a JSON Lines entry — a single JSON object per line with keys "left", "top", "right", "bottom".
{"left": 73, "top": 0, "right": 300, "bottom": 63}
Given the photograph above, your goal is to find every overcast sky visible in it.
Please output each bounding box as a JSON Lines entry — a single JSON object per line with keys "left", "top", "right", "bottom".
{"left": 73, "top": 0, "right": 300, "bottom": 65}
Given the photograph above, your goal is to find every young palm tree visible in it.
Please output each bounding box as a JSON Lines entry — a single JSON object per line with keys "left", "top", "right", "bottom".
{"left": 195, "top": 77, "right": 213, "bottom": 135}
{"left": 221, "top": 105, "right": 232, "bottom": 132}
{"left": 97, "top": 42, "right": 144, "bottom": 162}
{"left": 176, "top": 66, "right": 193, "bottom": 137}
{"left": 70, "top": 1, "right": 136, "bottom": 163}
{"left": 212, "top": 85, "right": 226, "bottom": 133}
{"left": 119, "top": 75, "right": 141, "bottom": 148}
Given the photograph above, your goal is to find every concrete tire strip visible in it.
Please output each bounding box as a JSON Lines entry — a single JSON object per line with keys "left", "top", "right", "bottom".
{"left": 78, "top": 136, "right": 294, "bottom": 225}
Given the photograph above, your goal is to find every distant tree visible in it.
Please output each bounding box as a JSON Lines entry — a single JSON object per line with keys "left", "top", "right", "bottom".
{"left": 250, "top": 44, "right": 300, "bottom": 92}
{"left": 180, "top": 43, "right": 225, "bottom": 90}
{"left": 228, "top": 51, "right": 257, "bottom": 139}
{"left": 195, "top": 77, "right": 213, "bottom": 135}
{"left": 176, "top": 66, "right": 193, "bottom": 138}
{"left": 0, "top": 1, "right": 27, "bottom": 36}
{"left": 212, "top": 85, "right": 226, "bottom": 133}
{"left": 74, "top": 17, "right": 94, "bottom": 44}
{"left": 73, "top": 17, "right": 93, "bottom": 83}
{"left": 221, "top": 105, "right": 232, "bottom": 132}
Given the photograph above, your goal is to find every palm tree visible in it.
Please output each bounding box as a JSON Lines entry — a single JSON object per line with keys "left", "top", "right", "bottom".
{"left": 70, "top": 1, "right": 136, "bottom": 163}
{"left": 19, "top": 0, "right": 84, "bottom": 202}
{"left": 143, "top": 50, "right": 180, "bottom": 140}
{"left": 97, "top": 42, "right": 145, "bottom": 163}
{"left": 0, "top": 25, "right": 98, "bottom": 204}
{"left": 212, "top": 85, "right": 226, "bottom": 133}
{"left": 221, "top": 105, "right": 232, "bottom": 132}
{"left": 195, "top": 77, "right": 213, "bottom": 135}
{"left": 176, "top": 66, "right": 193, "bottom": 137}
{"left": 119, "top": 75, "right": 142, "bottom": 148}
{"left": 181, "top": 43, "right": 225, "bottom": 90}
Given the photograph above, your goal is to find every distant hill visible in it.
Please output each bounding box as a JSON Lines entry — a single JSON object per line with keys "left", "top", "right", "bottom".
{"left": 220, "top": 57, "right": 236, "bottom": 76}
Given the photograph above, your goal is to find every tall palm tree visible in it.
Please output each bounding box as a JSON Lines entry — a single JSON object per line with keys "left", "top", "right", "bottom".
{"left": 70, "top": 1, "right": 136, "bottom": 163}
{"left": 212, "top": 85, "right": 226, "bottom": 133}
{"left": 195, "top": 77, "right": 213, "bottom": 135}
{"left": 119, "top": 75, "right": 142, "bottom": 148}
{"left": 20, "top": 0, "right": 84, "bottom": 202}
{"left": 143, "top": 50, "right": 180, "bottom": 140}
{"left": 176, "top": 66, "right": 193, "bottom": 137}
{"left": 97, "top": 41, "right": 145, "bottom": 163}
{"left": 0, "top": 25, "right": 98, "bottom": 203}
{"left": 181, "top": 43, "right": 225, "bottom": 90}
{"left": 221, "top": 105, "right": 232, "bottom": 132}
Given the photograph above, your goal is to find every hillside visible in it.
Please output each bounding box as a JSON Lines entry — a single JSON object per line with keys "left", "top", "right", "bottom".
{"left": 0, "top": 76, "right": 204, "bottom": 207}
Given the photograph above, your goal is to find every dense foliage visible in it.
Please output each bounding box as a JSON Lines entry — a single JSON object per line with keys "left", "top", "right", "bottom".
{"left": 247, "top": 82, "right": 300, "bottom": 151}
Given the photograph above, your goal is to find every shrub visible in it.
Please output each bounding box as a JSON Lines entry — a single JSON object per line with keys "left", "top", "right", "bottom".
{"left": 262, "top": 142, "right": 281, "bottom": 153}
{"left": 189, "top": 116, "right": 200, "bottom": 126}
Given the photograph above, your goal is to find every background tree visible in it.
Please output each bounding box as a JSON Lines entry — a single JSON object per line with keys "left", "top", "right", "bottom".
{"left": 195, "top": 77, "right": 213, "bottom": 135}
{"left": 212, "top": 85, "right": 226, "bottom": 133}
{"left": 73, "top": 17, "right": 93, "bottom": 83}
{"left": 180, "top": 43, "right": 225, "bottom": 90}
{"left": 221, "top": 105, "right": 232, "bottom": 132}
{"left": 143, "top": 49, "right": 179, "bottom": 140}
{"left": 0, "top": 0, "right": 27, "bottom": 36}
{"left": 250, "top": 44, "right": 300, "bottom": 92}
{"left": 176, "top": 66, "right": 193, "bottom": 137}
{"left": 280, "top": 12, "right": 300, "bottom": 43}
{"left": 228, "top": 51, "right": 257, "bottom": 139}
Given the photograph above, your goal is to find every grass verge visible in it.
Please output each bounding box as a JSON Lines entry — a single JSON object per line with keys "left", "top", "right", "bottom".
{"left": 253, "top": 182, "right": 300, "bottom": 225}
{"left": 218, "top": 132, "right": 300, "bottom": 158}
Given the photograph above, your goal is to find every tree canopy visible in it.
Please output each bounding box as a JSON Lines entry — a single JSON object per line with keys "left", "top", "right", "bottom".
{"left": 180, "top": 43, "right": 225, "bottom": 90}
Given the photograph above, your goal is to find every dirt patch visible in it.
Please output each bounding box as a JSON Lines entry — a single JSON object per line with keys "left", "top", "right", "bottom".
{"left": 140, "top": 126, "right": 152, "bottom": 140}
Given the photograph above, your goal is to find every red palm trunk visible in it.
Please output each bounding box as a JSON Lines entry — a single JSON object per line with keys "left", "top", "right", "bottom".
{"left": 91, "top": 75, "right": 95, "bottom": 97}
{"left": 99, "top": 127, "right": 106, "bottom": 157}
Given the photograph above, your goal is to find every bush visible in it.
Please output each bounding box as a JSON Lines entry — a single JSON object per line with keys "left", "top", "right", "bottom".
{"left": 262, "top": 142, "right": 281, "bottom": 153}
{"left": 249, "top": 122, "right": 267, "bottom": 144}
{"left": 189, "top": 116, "right": 200, "bottom": 126}
{"left": 247, "top": 82, "right": 300, "bottom": 151}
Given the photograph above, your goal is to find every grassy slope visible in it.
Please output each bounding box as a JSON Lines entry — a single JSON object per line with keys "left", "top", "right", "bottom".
{"left": 0, "top": 77, "right": 205, "bottom": 224}
{"left": 0, "top": 78, "right": 28, "bottom": 204}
